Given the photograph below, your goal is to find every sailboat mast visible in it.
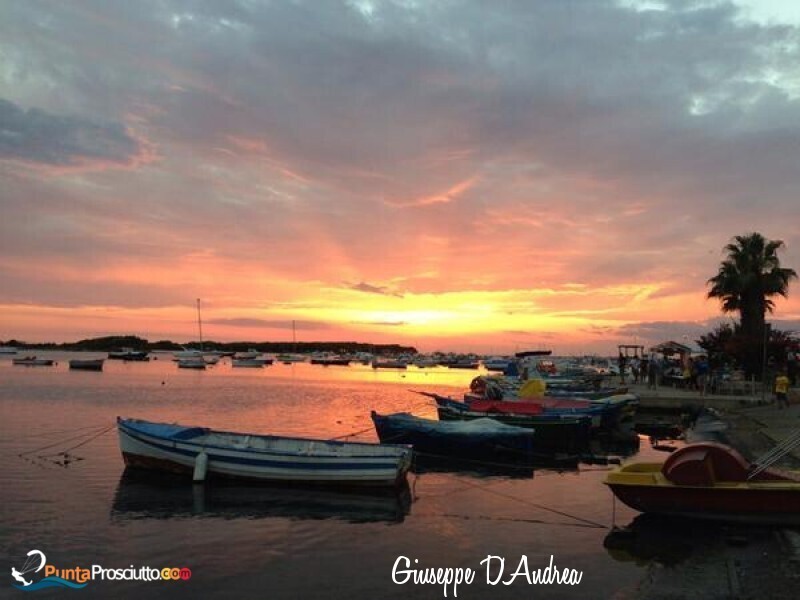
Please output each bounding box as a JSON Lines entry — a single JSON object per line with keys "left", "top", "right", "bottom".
{"left": 292, "top": 319, "right": 296, "bottom": 352}
{"left": 197, "top": 298, "right": 204, "bottom": 352}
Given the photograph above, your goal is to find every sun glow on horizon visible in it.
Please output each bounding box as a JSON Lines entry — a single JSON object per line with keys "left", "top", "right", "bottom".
{"left": 1, "top": 272, "right": 773, "bottom": 353}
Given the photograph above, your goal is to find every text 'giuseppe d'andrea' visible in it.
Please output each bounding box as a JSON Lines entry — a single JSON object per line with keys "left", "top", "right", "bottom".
{"left": 392, "top": 554, "right": 583, "bottom": 597}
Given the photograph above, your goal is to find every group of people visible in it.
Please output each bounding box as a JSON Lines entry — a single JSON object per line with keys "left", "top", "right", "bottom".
{"left": 617, "top": 352, "right": 664, "bottom": 389}
{"left": 616, "top": 346, "right": 797, "bottom": 408}
{"left": 617, "top": 351, "right": 711, "bottom": 393}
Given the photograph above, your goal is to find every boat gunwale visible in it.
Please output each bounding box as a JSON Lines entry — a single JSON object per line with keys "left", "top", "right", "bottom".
{"left": 605, "top": 465, "right": 800, "bottom": 490}
{"left": 118, "top": 418, "right": 411, "bottom": 458}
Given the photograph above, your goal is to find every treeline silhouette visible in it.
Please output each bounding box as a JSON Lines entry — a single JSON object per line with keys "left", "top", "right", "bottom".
{"left": 1, "top": 335, "right": 418, "bottom": 355}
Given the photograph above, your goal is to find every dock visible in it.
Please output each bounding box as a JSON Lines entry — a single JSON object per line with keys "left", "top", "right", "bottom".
{"left": 617, "top": 381, "right": 800, "bottom": 599}
{"left": 622, "top": 380, "right": 800, "bottom": 464}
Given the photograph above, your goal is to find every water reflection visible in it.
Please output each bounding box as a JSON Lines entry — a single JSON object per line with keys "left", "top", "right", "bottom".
{"left": 603, "top": 513, "right": 763, "bottom": 566}
{"left": 111, "top": 469, "right": 412, "bottom": 524}
{"left": 405, "top": 432, "right": 643, "bottom": 478}
{"left": 603, "top": 515, "right": 700, "bottom": 565}
{"left": 411, "top": 453, "right": 541, "bottom": 479}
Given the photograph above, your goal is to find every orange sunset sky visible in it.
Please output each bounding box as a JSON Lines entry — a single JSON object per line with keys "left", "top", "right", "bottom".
{"left": 2, "top": 1, "right": 800, "bottom": 354}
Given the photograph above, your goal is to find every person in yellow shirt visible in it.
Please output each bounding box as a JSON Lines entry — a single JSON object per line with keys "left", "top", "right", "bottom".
{"left": 775, "top": 370, "right": 790, "bottom": 409}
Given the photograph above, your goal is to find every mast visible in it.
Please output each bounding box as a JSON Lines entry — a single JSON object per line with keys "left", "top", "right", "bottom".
{"left": 197, "top": 298, "right": 204, "bottom": 352}
{"left": 292, "top": 319, "right": 296, "bottom": 353}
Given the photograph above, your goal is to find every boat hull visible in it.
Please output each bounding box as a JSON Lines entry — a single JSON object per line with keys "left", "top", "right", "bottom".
{"left": 12, "top": 358, "right": 54, "bottom": 366}
{"left": 605, "top": 443, "right": 800, "bottom": 525}
{"left": 310, "top": 358, "right": 351, "bottom": 366}
{"left": 231, "top": 358, "right": 272, "bottom": 367}
{"left": 69, "top": 359, "right": 104, "bottom": 371}
{"left": 606, "top": 481, "right": 800, "bottom": 525}
{"left": 118, "top": 419, "right": 411, "bottom": 487}
{"left": 108, "top": 351, "right": 150, "bottom": 361}
{"left": 436, "top": 404, "right": 591, "bottom": 454}
{"left": 177, "top": 359, "right": 206, "bottom": 369}
{"left": 371, "top": 412, "right": 538, "bottom": 460}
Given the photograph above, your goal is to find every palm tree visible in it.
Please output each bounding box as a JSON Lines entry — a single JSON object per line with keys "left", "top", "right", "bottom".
{"left": 707, "top": 233, "right": 796, "bottom": 373}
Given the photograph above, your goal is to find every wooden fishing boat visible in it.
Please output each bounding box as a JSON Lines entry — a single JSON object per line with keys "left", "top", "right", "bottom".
{"left": 108, "top": 348, "right": 150, "bottom": 361}
{"left": 276, "top": 353, "right": 306, "bottom": 364}
{"left": 371, "top": 359, "right": 408, "bottom": 369}
{"left": 231, "top": 357, "right": 273, "bottom": 367}
{"left": 433, "top": 396, "right": 591, "bottom": 454}
{"left": 177, "top": 358, "right": 207, "bottom": 369}
{"left": 68, "top": 358, "right": 104, "bottom": 371}
{"left": 12, "top": 356, "right": 55, "bottom": 366}
{"left": 310, "top": 356, "right": 351, "bottom": 366}
{"left": 117, "top": 417, "right": 412, "bottom": 487}
{"left": 605, "top": 442, "right": 800, "bottom": 524}
{"left": 371, "top": 411, "right": 537, "bottom": 460}
{"left": 445, "top": 360, "right": 480, "bottom": 369}
{"left": 482, "top": 357, "right": 512, "bottom": 371}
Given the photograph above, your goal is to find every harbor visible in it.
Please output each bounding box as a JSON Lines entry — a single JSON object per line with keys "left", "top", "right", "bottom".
{"left": 2, "top": 350, "right": 799, "bottom": 598}
{"left": 4, "top": 2, "right": 800, "bottom": 596}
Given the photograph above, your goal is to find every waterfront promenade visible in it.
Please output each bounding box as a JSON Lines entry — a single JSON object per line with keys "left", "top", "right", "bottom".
{"left": 626, "top": 380, "right": 800, "bottom": 464}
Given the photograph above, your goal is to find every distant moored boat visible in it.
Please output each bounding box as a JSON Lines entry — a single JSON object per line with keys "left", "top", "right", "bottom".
{"left": 12, "top": 356, "right": 55, "bottom": 366}
{"left": 108, "top": 348, "right": 150, "bottom": 361}
{"left": 69, "top": 358, "right": 105, "bottom": 371}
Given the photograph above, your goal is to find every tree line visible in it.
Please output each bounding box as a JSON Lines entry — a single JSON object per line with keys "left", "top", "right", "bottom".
{"left": 0, "top": 335, "right": 418, "bottom": 356}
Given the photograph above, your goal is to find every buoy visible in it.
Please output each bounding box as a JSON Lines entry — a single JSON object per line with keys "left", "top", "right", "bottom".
{"left": 193, "top": 451, "right": 208, "bottom": 483}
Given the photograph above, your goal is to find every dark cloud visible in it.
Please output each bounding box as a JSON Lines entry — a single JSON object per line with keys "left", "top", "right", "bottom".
{"left": 351, "top": 320, "right": 406, "bottom": 327}
{"left": 0, "top": 98, "right": 143, "bottom": 166}
{"left": 346, "top": 281, "right": 403, "bottom": 298}
{"left": 581, "top": 325, "right": 617, "bottom": 336}
{"left": 616, "top": 320, "right": 716, "bottom": 344}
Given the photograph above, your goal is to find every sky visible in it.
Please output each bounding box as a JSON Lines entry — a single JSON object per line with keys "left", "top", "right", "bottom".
{"left": 2, "top": 0, "right": 800, "bottom": 354}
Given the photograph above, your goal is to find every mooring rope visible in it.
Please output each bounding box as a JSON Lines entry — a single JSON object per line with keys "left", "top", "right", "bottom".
{"left": 417, "top": 512, "right": 605, "bottom": 530}
{"left": 18, "top": 424, "right": 112, "bottom": 457}
{"left": 432, "top": 471, "right": 608, "bottom": 529}
{"left": 328, "top": 397, "right": 440, "bottom": 441}
{"left": 5, "top": 423, "right": 112, "bottom": 443}
{"left": 37, "top": 424, "right": 116, "bottom": 458}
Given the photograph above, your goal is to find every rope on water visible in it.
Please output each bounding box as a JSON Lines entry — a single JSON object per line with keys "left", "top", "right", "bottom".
{"left": 38, "top": 424, "right": 116, "bottom": 458}
{"left": 415, "top": 512, "right": 605, "bottom": 530}
{"left": 328, "top": 396, "right": 441, "bottom": 441}
{"left": 433, "top": 471, "right": 608, "bottom": 529}
{"left": 18, "top": 424, "right": 111, "bottom": 457}
{"left": 5, "top": 423, "right": 113, "bottom": 443}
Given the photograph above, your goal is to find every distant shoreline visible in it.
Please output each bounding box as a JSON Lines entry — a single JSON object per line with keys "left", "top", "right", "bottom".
{"left": 0, "top": 335, "right": 418, "bottom": 355}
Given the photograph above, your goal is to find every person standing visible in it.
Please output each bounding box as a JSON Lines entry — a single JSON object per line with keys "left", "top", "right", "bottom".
{"left": 618, "top": 352, "right": 627, "bottom": 384}
{"left": 647, "top": 353, "right": 659, "bottom": 390}
{"left": 775, "top": 369, "right": 790, "bottom": 409}
{"left": 695, "top": 355, "right": 709, "bottom": 395}
{"left": 639, "top": 355, "right": 649, "bottom": 386}
{"left": 787, "top": 348, "right": 798, "bottom": 387}
{"left": 630, "top": 356, "right": 641, "bottom": 384}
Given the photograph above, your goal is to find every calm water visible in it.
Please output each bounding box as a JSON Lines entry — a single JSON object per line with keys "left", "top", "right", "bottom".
{"left": 1, "top": 352, "right": 664, "bottom": 599}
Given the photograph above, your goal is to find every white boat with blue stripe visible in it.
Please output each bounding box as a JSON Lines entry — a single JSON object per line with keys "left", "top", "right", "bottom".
{"left": 117, "top": 417, "right": 412, "bottom": 487}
